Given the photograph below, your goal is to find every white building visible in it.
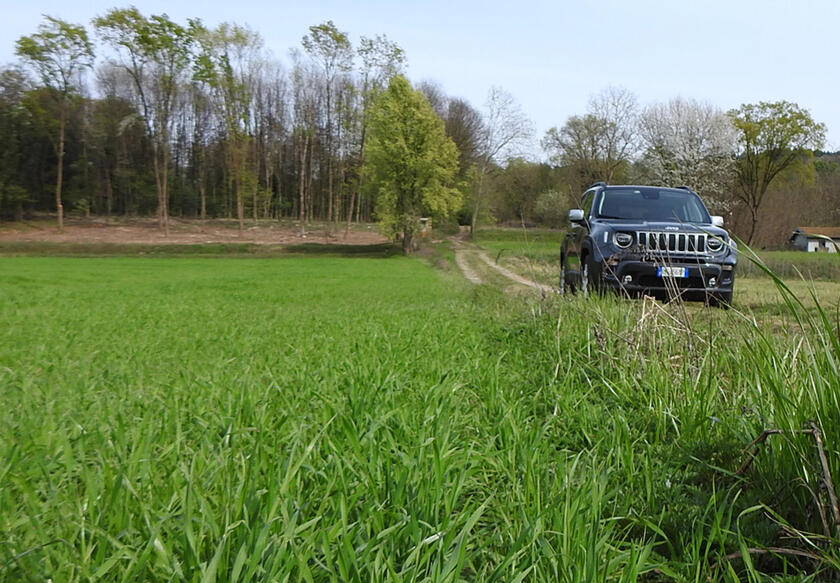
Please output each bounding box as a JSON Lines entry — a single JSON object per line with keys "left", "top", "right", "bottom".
{"left": 789, "top": 227, "right": 840, "bottom": 252}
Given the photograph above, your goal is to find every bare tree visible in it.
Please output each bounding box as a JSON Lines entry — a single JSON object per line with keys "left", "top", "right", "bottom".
{"left": 638, "top": 97, "right": 737, "bottom": 212}
{"left": 253, "top": 61, "right": 289, "bottom": 220}
{"left": 417, "top": 80, "right": 448, "bottom": 120}
{"left": 289, "top": 52, "right": 319, "bottom": 235}
{"left": 588, "top": 86, "right": 639, "bottom": 176}
{"left": 542, "top": 87, "right": 638, "bottom": 192}
{"left": 445, "top": 98, "right": 483, "bottom": 175}
{"left": 470, "top": 86, "right": 534, "bottom": 235}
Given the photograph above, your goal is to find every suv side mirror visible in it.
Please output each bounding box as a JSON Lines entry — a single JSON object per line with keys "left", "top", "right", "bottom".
{"left": 711, "top": 215, "right": 724, "bottom": 227}
{"left": 568, "top": 209, "right": 585, "bottom": 223}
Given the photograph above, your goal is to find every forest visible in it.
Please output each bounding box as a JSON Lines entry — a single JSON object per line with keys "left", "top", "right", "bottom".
{"left": 1, "top": 8, "right": 839, "bottom": 247}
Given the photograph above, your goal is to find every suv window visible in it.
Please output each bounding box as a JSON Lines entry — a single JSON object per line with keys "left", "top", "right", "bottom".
{"left": 595, "top": 187, "right": 711, "bottom": 223}
{"left": 580, "top": 189, "right": 596, "bottom": 218}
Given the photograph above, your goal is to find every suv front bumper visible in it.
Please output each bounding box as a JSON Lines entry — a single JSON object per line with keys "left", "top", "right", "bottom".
{"left": 599, "top": 259, "right": 735, "bottom": 298}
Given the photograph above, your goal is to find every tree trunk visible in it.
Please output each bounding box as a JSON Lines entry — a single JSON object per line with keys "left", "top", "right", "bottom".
{"left": 344, "top": 190, "right": 355, "bottom": 240}
{"left": 152, "top": 141, "right": 168, "bottom": 235}
{"left": 306, "top": 149, "right": 314, "bottom": 223}
{"left": 402, "top": 230, "right": 413, "bottom": 255}
{"left": 161, "top": 143, "right": 170, "bottom": 236}
{"left": 469, "top": 165, "right": 487, "bottom": 238}
{"left": 327, "top": 159, "right": 333, "bottom": 224}
{"left": 276, "top": 147, "right": 283, "bottom": 220}
{"left": 232, "top": 138, "right": 244, "bottom": 231}
{"left": 252, "top": 183, "right": 258, "bottom": 223}
{"left": 344, "top": 169, "right": 354, "bottom": 241}
{"left": 746, "top": 204, "right": 758, "bottom": 246}
{"left": 299, "top": 134, "right": 308, "bottom": 236}
{"left": 56, "top": 110, "right": 66, "bottom": 233}
{"left": 199, "top": 180, "right": 207, "bottom": 220}
{"left": 105, "top": 170, "right": 113, "bottom": 218}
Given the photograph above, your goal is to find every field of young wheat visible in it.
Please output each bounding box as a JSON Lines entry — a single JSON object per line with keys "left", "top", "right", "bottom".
{"left": 1, "top": 246, "right": 839, "bottom": 581}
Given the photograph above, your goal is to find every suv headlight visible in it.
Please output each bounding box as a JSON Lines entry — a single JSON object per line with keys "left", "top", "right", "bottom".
{"left": 613, "top": 232, "right": 633, "bottom": 248}
{"left": 707, "top": 237, "right": 725, "bottom": 253}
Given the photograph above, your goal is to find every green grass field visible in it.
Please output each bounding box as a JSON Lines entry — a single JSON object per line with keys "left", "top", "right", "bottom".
{"left": 2, "top": 249, "right": 840, "bottom": 580}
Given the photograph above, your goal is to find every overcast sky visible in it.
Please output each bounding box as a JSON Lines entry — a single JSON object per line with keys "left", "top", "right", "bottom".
{"left": 3, "top": 0, "right": 838, "bottom": 156}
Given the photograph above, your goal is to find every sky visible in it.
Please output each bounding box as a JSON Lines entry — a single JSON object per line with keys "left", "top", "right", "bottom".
{"left": 3, "top": 0, "right": 839, "bottom": 157}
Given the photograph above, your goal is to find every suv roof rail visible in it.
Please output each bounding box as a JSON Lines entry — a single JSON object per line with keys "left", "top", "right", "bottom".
{"left": 588, "top": 181, "right": 607, "bottom": 189}
{"left": 675, "top": 185, "right": 694, "bottom": 191}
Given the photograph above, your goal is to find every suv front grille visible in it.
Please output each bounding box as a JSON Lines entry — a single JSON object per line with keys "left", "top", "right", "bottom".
{"left": 637, "top": 231, "right": 706, "bottom": 255}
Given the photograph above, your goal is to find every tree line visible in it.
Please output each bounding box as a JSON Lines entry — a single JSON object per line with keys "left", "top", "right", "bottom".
{"left": 1, "top": 9, "right": 837, "bottom": 248}
{"left": 1, "top": 11, "right": 414, "bottom": 234}
{"left": 541, "top": 89, "right": 834, "bottom": 245}
{"left": 0, "top": 9, "right": 534, "bottom": 243}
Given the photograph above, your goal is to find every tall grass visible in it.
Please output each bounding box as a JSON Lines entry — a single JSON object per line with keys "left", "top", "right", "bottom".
{"left": 1, "top": 252, "right": 839, "bottom": 580}
{"left": 735, "top": 250, "right": 840, "bottom": 280}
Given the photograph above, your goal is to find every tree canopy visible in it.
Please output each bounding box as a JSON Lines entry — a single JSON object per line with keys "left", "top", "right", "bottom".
{"left": 542, "top": 87, "right": 637, "bottom": 192}
{"left": 365, "top": 75, "right": 460, "bottom": 253}
{"left": 729, "top": 101, "right": 826, "bottom": 244}
{"left": 15, "top": 16, "right": 93, "bottom": 232}
{"left": 638, "top": 97, "right": 736, "bottom": 212}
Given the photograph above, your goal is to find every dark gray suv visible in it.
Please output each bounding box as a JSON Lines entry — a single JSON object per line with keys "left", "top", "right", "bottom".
{"left": 560, "top": 183, "right": 737, "bottom": 306}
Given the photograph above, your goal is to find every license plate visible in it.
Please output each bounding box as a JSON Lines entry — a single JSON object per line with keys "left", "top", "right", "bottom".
{"left": 657, "top": 266, "right": 688, "bottom": 278}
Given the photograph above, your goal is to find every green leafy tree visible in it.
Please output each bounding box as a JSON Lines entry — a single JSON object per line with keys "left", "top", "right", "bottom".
{"left": 729, "top": 101, "right": 826, "bottom": 244}
{"left": 0, "top": 67, "right": 32, "bottom": 220}
{"left": 302, "top": 21, "right": 353, "bottom": 224}
{"left": 193, "top": 21, "right": 263, "bottom": 230}
{"left": 365, "top": 76, "right": 460, "bottom": 254}
{"left": 534, "top": 189, "right": 571, "bottom": 228}
{"left": 16, "top": 16, "right": 93, "bottom": 232}
{"left": 491, "top": 158, "right": 553, "bottom": 224}
{"left": 349, "top": 34, "right": 405, "bottom": 236}
{"left": 94, "top": 8, "right": 193, "bottom": 235}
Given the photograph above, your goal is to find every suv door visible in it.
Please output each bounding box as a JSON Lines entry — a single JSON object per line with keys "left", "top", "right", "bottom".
{"left": 562, "top": 188, "right": 596, "bottom": 288}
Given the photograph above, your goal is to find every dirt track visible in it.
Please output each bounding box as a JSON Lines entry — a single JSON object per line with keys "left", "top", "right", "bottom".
{"left": 0, "top": 217, "right": 388, "bottom": 246}
{"left": 452, "top": 236, "right": 555, "bottom": 293}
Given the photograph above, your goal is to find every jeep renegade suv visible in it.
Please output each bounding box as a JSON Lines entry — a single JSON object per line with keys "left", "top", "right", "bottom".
{"left": 560, "top": 183, "right": 737, "bottom": 306}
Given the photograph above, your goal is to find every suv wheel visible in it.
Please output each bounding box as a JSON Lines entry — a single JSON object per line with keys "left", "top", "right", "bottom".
{"left": 560, "top": 263, "right": 575, "bottom": 294}
{"left": 580, "top": 256, "right": 603, "bottom": 297}
{"left": 581, "top": 259, "right": 592, "bottom": 297}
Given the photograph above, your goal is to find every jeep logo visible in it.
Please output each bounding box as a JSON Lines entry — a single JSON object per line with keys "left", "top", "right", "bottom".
{"left": 665, "top": 226, "right": 679, "bottom": 231}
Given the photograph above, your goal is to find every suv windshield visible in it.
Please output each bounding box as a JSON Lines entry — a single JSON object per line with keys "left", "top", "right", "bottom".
{"left": 595, "top": 187, "right": 711, "bottom": 223}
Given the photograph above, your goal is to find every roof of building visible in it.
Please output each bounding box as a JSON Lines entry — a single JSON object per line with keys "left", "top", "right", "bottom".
{"left": 792, "top": 227, "right": 840, "bottom": 239}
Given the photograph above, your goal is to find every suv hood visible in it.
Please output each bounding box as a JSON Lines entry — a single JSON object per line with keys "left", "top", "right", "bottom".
{"left": 594, "top": 219, "right": 729, "bottom": 238}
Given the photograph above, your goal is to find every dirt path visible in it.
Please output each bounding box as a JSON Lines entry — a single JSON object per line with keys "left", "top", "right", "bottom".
{"left": 452, "top": 237, "right": 554, "bottom": 293}
{"left": 0, "top": 217, "right": 388, "bottom": 246}
{"left": 475, "top": 250, "right": 554, "bottom": 293}
{"left": 452, "top": 240, "right": 484, "bottom": 284}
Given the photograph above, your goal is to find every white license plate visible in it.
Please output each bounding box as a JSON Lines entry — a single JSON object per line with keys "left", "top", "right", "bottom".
{"left": 657, "top": 266, "right": 688, "bottom": 278}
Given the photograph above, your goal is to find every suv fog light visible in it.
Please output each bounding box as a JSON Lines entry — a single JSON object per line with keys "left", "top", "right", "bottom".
{"left": 708, "top": 277, "right": 717, "bottom": 287}
{"left": 623, "top": 275, "right": 633, "bottom": 285}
